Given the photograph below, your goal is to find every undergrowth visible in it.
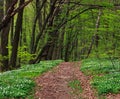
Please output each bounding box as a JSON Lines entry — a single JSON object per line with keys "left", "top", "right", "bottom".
{"left": 81, "top": 58, "right": 120, "bottom": 95}
{"left": 0, "top": 60, "right": 63, "bottom": 98}
{"left": 68, "top": 80, "right": 82, "bottom": 94}
{"left": 92, "top": 72, "right": 120, "bottom": 95}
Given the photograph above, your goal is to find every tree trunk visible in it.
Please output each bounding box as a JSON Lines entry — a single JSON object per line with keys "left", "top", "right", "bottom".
{"left": 95, "top": 9, "right": 102, "bottom": 48}
{"left": 0, "top": 0, "right": 4, "bottom": 71}
{"left": 1, "top": 0, "right": 11, "bottom": 71}
{"left": 10, "top": 0, "right": 24, "bottom": 69}
{"left": 86, "top": 9, "right": 102, "bottom": 58}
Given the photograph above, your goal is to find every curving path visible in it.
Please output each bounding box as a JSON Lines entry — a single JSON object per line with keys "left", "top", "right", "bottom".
{"left": 34, "top": 62, "right": 97, "bottom": 99}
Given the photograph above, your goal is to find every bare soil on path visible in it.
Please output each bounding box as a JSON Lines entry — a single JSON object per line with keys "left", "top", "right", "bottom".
{"left": 34, "top": 62, "right": 97, "bottom": 99}
{"left": 34, "top": 62, "right": 120, "bottom": 99}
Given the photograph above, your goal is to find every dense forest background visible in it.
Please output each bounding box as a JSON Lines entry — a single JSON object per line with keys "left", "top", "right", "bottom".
{"left": 0, "top": 0, "right": 120, "bottom": 71}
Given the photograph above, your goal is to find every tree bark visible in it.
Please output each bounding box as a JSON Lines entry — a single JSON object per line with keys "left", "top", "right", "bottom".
{"left": 86, "top": 9, "right": 102, "bottom": 58}
{"left": 1, "top": 0, "right": 12, "bottom": 71}
{"left": 0, "top": 0, "right": 4, "bottom": 71}
{"left": 10, "top": 0, "right": 24, "bottom": 69}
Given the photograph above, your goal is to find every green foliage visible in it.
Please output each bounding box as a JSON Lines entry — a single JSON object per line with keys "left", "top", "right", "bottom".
{"left": 7, "top": 45, "right": 34, "bottom": 64}
{"left": 0, "top": 55, "right": 3, "bottom": 66}
{"left": 0, "top": 54, "right": 9, "bottom": 67}
{"left": 0, "top": 78, "right": 34, "bottom": 98}
{"left": 18, "top": 46, "right": 35, "bottom": 64}
{"left": 100, "top": 2, "right": 114, "bottom": 8}
{"left": 68, "top": 80, "right": 82, "bottom": 93}
{"left": 0, "top": 60, "right": 63, "bottom": 98}
{"left": 92, "top": 72, "right": 120, "bottom": 95}
{"left": 81, "top": 58, "right": 120, "bottom": 95}
{"left": 81, "top": 58, "right": 120, "bottom": 75}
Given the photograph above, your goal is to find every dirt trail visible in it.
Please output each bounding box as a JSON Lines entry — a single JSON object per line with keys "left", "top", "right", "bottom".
{"left": 106, "top": 94, "right": 120, "bottom": 99}
{"left": 34, "top": 62, "right": 97, "bottom": 99}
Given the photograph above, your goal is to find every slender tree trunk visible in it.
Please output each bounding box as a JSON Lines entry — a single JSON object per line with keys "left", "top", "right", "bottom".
{"left": 1, "top": 0, "right": 11, "bottom": 71}
{"left": 0, "top": 0, "right": 4, "bottom": 71}
{"left": 95, "top": 9, "right": 102, "bottom": 48}
{"left": 64, "top": 41, "right": 70, "bottom": 62}
{"left": 86, "top": 9, "right": 102, "bottom": 58}
{"left": 10, "top": 0, "right": 24, "bottom": 69}
{"left": 0, "top": 1, "right": 4, "bottom": 23}
{"left": 33, "top": 0, "right": 57, "bottom": 54}
{"left": 10, "top": 17, "right": 14, "bottom": 45}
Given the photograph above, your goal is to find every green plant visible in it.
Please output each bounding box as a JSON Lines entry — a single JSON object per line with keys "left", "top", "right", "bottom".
{"left": 0, "top": 60, "right": 63, "bottom": 98}
{"left": 81, "top": 58, "right": 120, "bottom": 95}
{"left": 68, "top": 80, "right": 82, "bottom": 94}
{"left": 81, "top": 58, "right": 120, "bottom": 75}
{"left": 92, "top": 72, "right": 120, "bottom": 95}
{"left": 0, "top": 78, "right": 35, "bottom": 98}
{"left": 18, "top": 46, "right": 35, "bottom": 64}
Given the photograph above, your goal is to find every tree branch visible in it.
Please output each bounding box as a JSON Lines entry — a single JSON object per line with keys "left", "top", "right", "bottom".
{"left": 0, "top": 0, "right": 33, "bottom": 31}
{"left": 60, "top": 1, "right": 120, "bottom": 8}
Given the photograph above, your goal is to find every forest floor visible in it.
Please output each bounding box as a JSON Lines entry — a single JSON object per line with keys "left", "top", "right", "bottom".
{"left": 34, "top": 62, "right": 120, "bottom": 99}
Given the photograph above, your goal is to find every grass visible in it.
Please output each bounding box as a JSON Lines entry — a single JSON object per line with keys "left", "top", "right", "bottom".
{"left": 81, "top": 58, "right": 120, "bottom": 95}
{"left": 92, "top": 72, "right": 120, "bottom": 95}
{"left": 0, "top": 60, "right": 63, "bottom": 98}
{"left": 81, "top": 58, "right": 120, "bottom": 75}
{"left": 68, "top": 80, "right": 82, "bottom": 94}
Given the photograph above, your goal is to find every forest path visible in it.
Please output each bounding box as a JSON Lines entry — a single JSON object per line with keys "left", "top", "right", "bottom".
{"left": 34, "top": 62, "right": 97, "bottom": 99}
